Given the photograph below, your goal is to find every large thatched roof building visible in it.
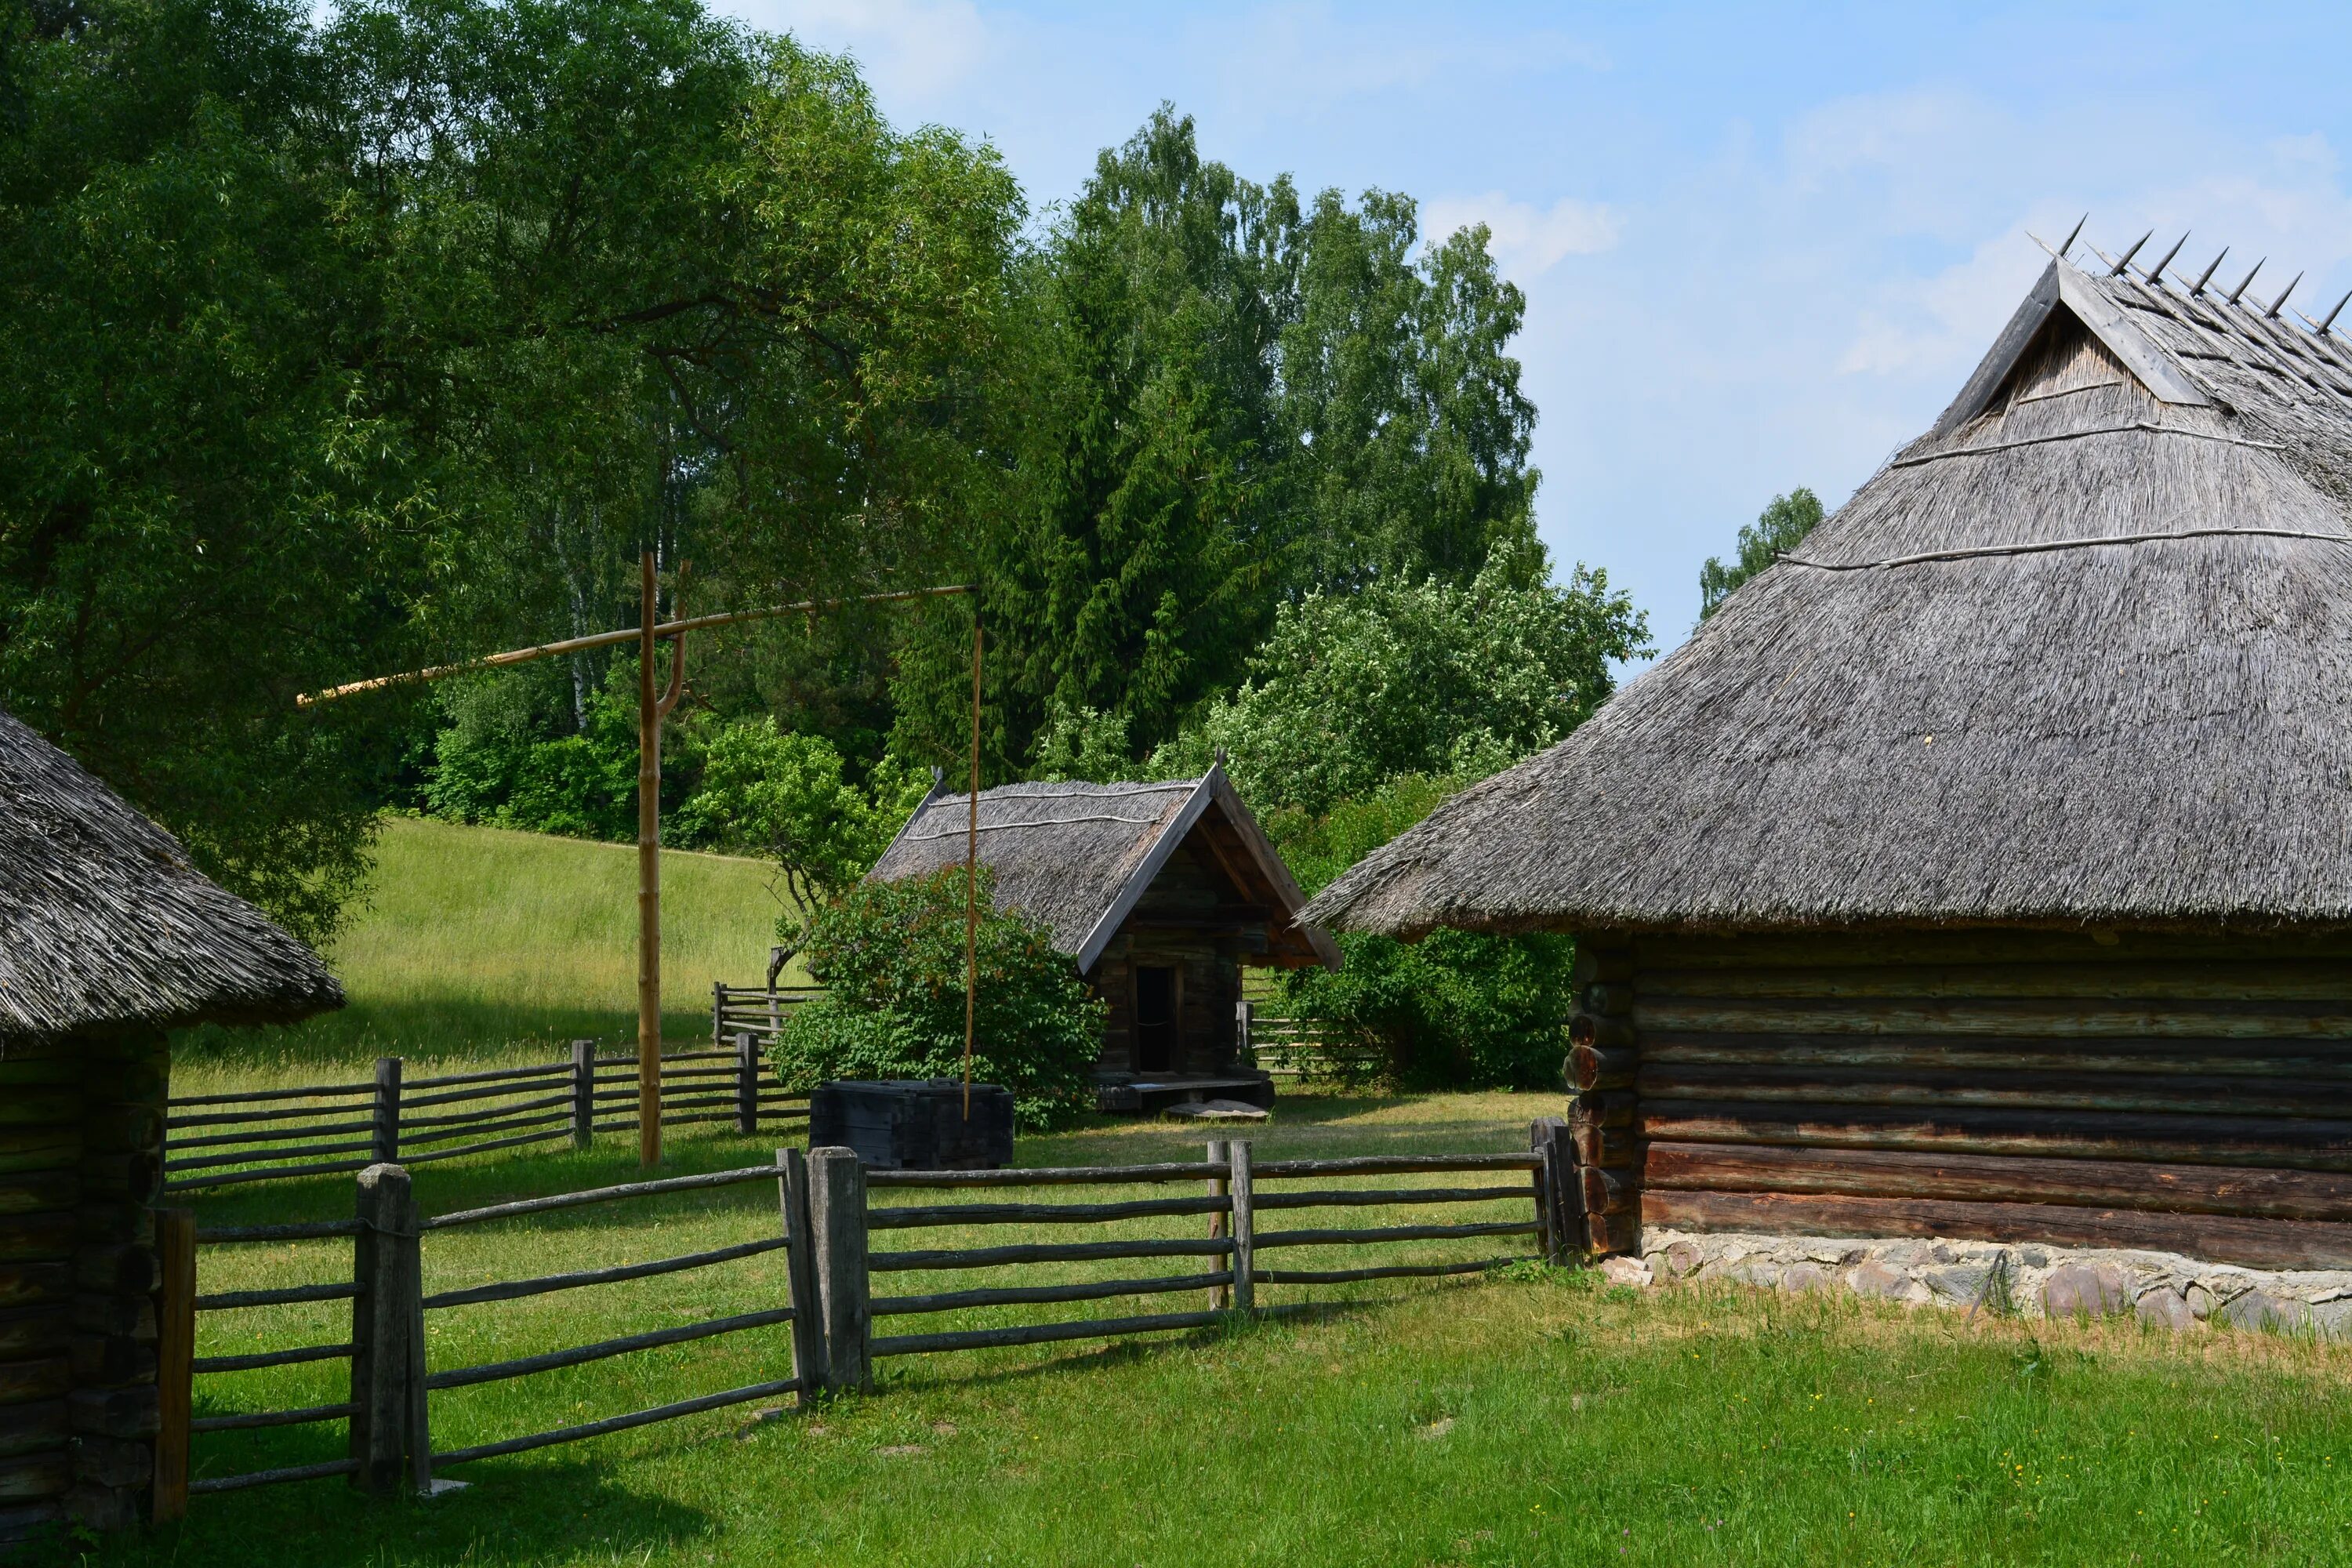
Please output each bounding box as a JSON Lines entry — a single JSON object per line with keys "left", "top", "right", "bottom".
{"left": 1305, "top": 241, "right": 2352, "bottom": 1270}
{"left": 0, "top": 710, "right": 340, "bottom": 1544}
{"left": 870, "top": 765, "right": 1336, "bottom": 1103}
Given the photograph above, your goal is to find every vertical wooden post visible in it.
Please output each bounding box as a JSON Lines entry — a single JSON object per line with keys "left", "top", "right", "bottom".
{"left": 151, "top": 1207, "right": 195, "bottom": 1524}
{"left": 350, "top": 1163, "right": 423, "bottom": 1495}
{"left": 371, "top": 1056, "right": 401, "bottom": 1166}
{"left": 1528, "top": 1116, "right": 1576, "bottom": 1263}
{"left": 712, "top": 982, "right": 724, "bottom": 1045}
{"left": 776, "top": 1148, "right": 824, "bottom": 1403}
{"left": 638, "top": 550, "right": 662, "bottom": 1169}
{"left": 1236, "top": 999, "right": 1251, "bottom": 1061}
{"left": 735, "top": 1033, "right": 759, "bottom": 1136}
{"left": 1204, "top": 1139, "right": 1229, "bottom": 1310}
{"left": 808, "top": 1148, "right": 869, "bottom": 1392}
{"left": 962, "top": 615, "right": 981, "bottom": 1119}
{"left": 1568, "top": 949, "right": 1639, "bottom": 1256}
{"left": 569, "top": 1041, "right": 595, "bottom": 1149}
{"left": 1228, "top": 1138, "right": 1255, "bottom": 1314}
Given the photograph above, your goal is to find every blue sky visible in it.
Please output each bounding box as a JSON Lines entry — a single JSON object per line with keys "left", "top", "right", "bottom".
{"left": 721, "top": 1, "right": 2352, "bottom": 655}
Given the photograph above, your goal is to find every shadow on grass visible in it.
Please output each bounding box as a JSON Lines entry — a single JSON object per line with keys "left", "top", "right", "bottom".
{"left": 176, "top": 1002, "right": 718, "bottom": 1075}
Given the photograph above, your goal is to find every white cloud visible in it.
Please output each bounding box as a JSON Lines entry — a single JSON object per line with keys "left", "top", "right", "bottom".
{"left": 1422, "top": 191, "right": 1622, "bottom": 276}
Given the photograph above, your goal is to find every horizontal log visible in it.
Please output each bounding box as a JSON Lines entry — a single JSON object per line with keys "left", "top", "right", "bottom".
{"left": 1570, "top": 1014, "right": 1635, "bottom": 1051}
{"left": 871, "top": 1309, "right": 1226, "bottom": 1359}
{"left": 869, "top": 1237, "right": 1234, "bottom": 1272}
{"left": 0, "top": 1360, "right": 66, "bottom": 1406}
{"left": 187, "top": 1456, "right": 361, "bottom": 1495}
{"left": 168, "top": 1100, "right": 377, "bottom": 1131}
{"left": 1252, "top": 1155, "right": 1538, "bottom": 1178}
{"left": 871, "top": 1271, "right": 1233, "bottom": 1318}
{"left": 1636, "top": 1064, "right": 2352, "bottom": 1119}
{"left": 191, "top": 1400, "right": 357, "bottom": 1433}
{"left": 1629, "top": 931, "right": 2352, "bottom": 970}
{"left": 168, "top": 1082, "right": 372, "bottom": 1109}
{"left": 1252, "top": 1256, "right": 1533, "bottom": 1287}
{"left": 165, "top": 1138, "right": 376, "bottom": 1175}
{"left": 1643, "top": 1033, "right": 2352, "bottom": 1080}
{"left": 165, "top": 1116, "right": 376, "bottom": 1152}
{"left": 1572, "top": 1091, "right": 1636, "bottom": 1129}
{"left": 397, "top": 1080, "right": 567, "bottom": 1112}
{"left": 866, "top": 1163, "right": 1226, "bottom": 1188}
{"left": 426, "top": 1164, "right": 779, "bottom": 1229}
{"left": 425, "top": 1236, "right": 789, "bottom": 1309}
{"left": 1586, "top": 1210, "right": 1639, "bottom": 1256}
{"left": 429, "top": 1377, "right": 803, "bottom": 1468}
{"left": 194, "top": 1341, "right": 353, "bottom": 1374}
{"left": 1574, "top": 1126, "right": 1635, "bottom": 1167}
{"left": 397, "top": 1110, "right": 572, "bottom": 1149}
{"left": 426, "top": 1307, "right": 797, "bottom": 1390}
{"left": 195, "top": 1281, "right": 358, "bottom": 1312}
{"left": 0, "top": 1265, "right": 69, "bottom": 1311}
{"left": 398, "top": 1127, "right": 575, "bottom": 1167}
{"left": 1582, "top": 983, "right": 1631, "bottom": 1018}
{"left": 397, "top": 1094, "right": 571, "bottom": 1131}
{"left": 1251, "top": 1221, "right": 1538, "bottom": 1250}
{"left": 1643, "top": 1141, "right": 2352, "bottom": 1220}
{"left": 74, "top": 1243, "right": 156, "bottom": 1297}
{"left": 0, "top": 1402, "right": 67, "bottom": 1460}
{"left": 1568, "top": 1045, "right": 1636, "bottom": 1093}
{"left": 403, "top": 1062, "right": 575, "bottom": 1091}
{"left": 1253, "top": 1185, "right": 1534, "bottom": 1211}
{"left": 0, "top": 1097, "right": 77, "bottom": 1130}
{"left": 197, "top": 1218, "right": 365, "bottom": 1245}
{"left": 1639, "top": 960, "right": 2352, "bottom": 1004}
{"left": 1642, "top": 1189, "right": 2352, "bottom": 1271}
{"left": 0, "top": 1455, "right": 69, "bottom": 1504}
{"left": 0, "top": 1176, "right": 74, "bottom": 1219}
{"left": 164, "top": 1157, "right": 374, "bottom": 1192}
{"left": 1642, "top": 1100, "right": 2352, "bottom": 1171}
{"left": 1634, "top": 997, "right": 2352, "bottom": 1041}
{"left": 868, "top": 1196, "right": 1226, "bottom": 1229}
{"left": 0, "top": 1216, "right": 74, "bottom": 1265}
{"left": 1581, "top": 1167, "right": 1635, "bottom": 1216}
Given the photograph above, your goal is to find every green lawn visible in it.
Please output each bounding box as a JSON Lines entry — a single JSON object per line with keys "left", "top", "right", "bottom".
{"left": 174, "top": 816, "right": 793, "bottom": 1093}
{"left": 91, "top": 1095, "right": 2352, "bottom": 1568}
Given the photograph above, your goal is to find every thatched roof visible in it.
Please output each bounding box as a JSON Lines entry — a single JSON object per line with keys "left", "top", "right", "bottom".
{"left": 1305, "top": 247, "right": 2352, "bottom": 938}
{"left": 869, "top": 766, "right": 1340, "bottom": 971}
{"left": 0, "top": 709, "right": 343, "bottom": 1044}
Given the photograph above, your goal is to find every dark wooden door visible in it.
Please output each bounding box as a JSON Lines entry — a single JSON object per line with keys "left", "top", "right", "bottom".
{"left": 1134, "top": 964, "right": 1177, "bottom": 1072}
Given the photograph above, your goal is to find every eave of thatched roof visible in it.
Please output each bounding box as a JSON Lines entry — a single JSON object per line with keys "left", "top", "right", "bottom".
{"left": 868, "top": 765, "right": 1341, "bottom": 972}
{"left": 1304, "top": 252, "right": 2352, "bottom": 940}
{"left": 0, "top": 710, "right": 343, "bottom": 1046}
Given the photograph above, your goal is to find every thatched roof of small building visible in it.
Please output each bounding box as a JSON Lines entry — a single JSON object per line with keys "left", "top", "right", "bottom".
{"left": 869, "top": 765, "right": 1340, "bottom": 971}
{"left": 0, "top": 709, "right": 343, "bottom": 1044}
{"left": 1305, "top": 246, "right": 2352, "bottom": 938}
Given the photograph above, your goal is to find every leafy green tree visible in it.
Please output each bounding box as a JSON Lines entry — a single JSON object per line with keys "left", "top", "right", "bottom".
{"left": 425, "top": 666, "right": 640, "bottom": 841}
{"left": 1698, "top": 487, "right": 1824, "bottom": 619}
{"left": 773, "top": 867, "right": 1105, "bottom": 1129}
{"left": 1154, "top": 539, "right": 1649, "bottom": 817}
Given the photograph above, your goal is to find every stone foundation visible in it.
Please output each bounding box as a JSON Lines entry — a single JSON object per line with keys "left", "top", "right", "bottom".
{"left": 1613, "top": 1229, "right": 2352, "bottom": 1338}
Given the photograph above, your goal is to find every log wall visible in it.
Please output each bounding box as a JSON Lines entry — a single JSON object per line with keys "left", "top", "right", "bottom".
{"left": 0, "top": 1026, "right": 168, "bottom": 1550}
{"left": 1600, "top": 930, "right": 2352, "bottom": 1269}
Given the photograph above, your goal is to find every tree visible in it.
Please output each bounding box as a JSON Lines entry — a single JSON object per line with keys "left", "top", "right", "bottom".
{"left": 1699, "top": 487, "right": 1824, "bottom": 620}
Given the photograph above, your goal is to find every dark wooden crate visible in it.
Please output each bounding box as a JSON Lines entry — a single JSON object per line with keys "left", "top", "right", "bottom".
{"left": 808, "top": 1080, "right": 1014, "bottom": 1171}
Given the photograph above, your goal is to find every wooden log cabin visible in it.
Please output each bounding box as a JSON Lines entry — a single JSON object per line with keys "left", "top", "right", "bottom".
{"left": 0, "top": 711, "right": 341, "bottom": 1548}
{"left": 867, "top": 765, "right": 1339, "bottom": 1108}
{"left": 1304, "top": 244, "right": 2352, "bottom": 1270}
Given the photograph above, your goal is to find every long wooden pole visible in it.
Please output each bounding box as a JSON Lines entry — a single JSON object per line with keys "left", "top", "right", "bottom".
{"left": 964, "top": 613, "right": 980, "bottom": 1120}
{"left": 638, "top": 554, "right": 662, "bottom": 1168}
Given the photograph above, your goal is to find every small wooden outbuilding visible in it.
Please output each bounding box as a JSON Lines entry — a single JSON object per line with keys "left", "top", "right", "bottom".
{"left": 1306, "top": 248, "right": 2352, "bottom": 1269}
{"left": 0, "top": 711, "right": 341, "bottom": 1544}
{"left": 868, "top": 765, "right": 1339, "bottom": 1105}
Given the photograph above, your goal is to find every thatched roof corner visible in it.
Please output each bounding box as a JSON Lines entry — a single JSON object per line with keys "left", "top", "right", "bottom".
{"left": 868, "top": 764, "right": 1341, "bottom": 973}
{"left": 0, "top": 709, "right": 343, "bottom": 1047}
{"left": 1305, "top": 246, "right": 2352, "bottom": 939}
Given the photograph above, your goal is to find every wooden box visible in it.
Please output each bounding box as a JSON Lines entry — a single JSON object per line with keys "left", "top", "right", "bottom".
{"left": 808, "top": 1080, "right": 1015, "bottom": 1170}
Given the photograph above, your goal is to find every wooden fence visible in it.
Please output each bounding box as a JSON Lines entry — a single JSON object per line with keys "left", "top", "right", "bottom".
{"left": 1238, "top": 999, "right": 1378, "bottom": 1082}
{"left": 712, "top": 983, "right": 826, "bottom": 1047}
{"left": 153, "top": 1123, "right": 1577, "bottom": 1511}
{"left": 164, "top": 1040, "right": 807, "bottom": 1192}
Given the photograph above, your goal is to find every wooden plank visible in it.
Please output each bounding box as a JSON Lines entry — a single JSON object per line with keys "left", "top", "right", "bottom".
{"left": 1253, "top": 1185, "right": 1534, "bottom": 1211}
{"left": 1251, "top": 1155, "right": 1539, "bottom": 1178}
{"left": 426, "top": 1377, "right": 804, "bottom": 1468}
{"left": 426, "top": 1308, "right": 796, "bottom": 1390}
{"left": 778, "top": 1149, "right": 823, "bottom": 1403}
{"left": 870, "top": 1309, "right": 1225, "bottom": 1359}
{"left": 1230, "top": 1141, "right": 1256, "bottom": 1313}
{"left": 1641, "top": 1033, "right": 2352, "bottom": 1080}
{"left": 350, "top": 1163, "right": 419, "bottom": 1497}
{"left": 1253, "top": 1257, "right": 1531, "bottom": 1287}
{"left": 1642, "top": 1189, "right": 2352, "bottom": 1271}
{"left": 865, "top": 1162, "right": 1226, "bottom": 1188}
{"left": 869, "top": 1236, "right": 1234, "bottom": 1272}
{"left": 810, "top": 1148, "right": 869, "bottom": 1392}
{"left": 1636, "top": 1064, "right": 2352, "bottom": 1118}
{"left": 1644, "top": 1140, "right": 2352, "bottom": 1220}
{"left": 1642, "top": 1100, "right": 2352, "bottom": 1170}
{"left": 153, "top": 1208, "right": 194, "bottom": 1524}
{"left": 423, "top": 1236, "right": 789, "bottom": 1309}
{"left": 869, "top": 1195, "right": 1227, "bottom": 1229}
{"left": 1251, "top": 1221, "right": 1537, "bottom": 1250}
{"left": 873, "top": 1271, "right": 1233, "bottom": 1319}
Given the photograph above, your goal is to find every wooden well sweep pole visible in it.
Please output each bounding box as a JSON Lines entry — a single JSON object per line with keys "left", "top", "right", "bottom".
{"left": 638, "top": 554, "right": 662, "bottom": 1168}
{"left": 964, "top": 613, "right": 981, "bottom": 1120}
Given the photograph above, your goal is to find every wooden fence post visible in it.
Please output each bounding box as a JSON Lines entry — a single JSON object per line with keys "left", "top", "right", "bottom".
{"left": 735, "top": 1033, "right": 759, "bottom": 1136}
{"left": 775, "top": 1148, "right": 824, "bottom": 1402}
{"left": 1204, "top": 1139, "right": 1229, "bottom": 1309}
{"left": 570, "top": 1041, "right": 596, "bottom": 1149}
{"left": 371, "top": 1057, "right": 402, "bottom": 1166}
{"left": 713, "top": 982, "right": 724, "bottom": 1045}
{"left": 808, "top": 1148, "right": 869, "bottom": 1392}
{"left": 151, "top": 1207, "right": 195, "bottom": 1523}
{"left": 1228, "top": 1138, "right": 1255, "bottom": 1314}
{"left": 350, "top": 1163, "right": 426, "bottom": 1495}
{"left": 1529, "top": 1116, "right": 1577, "bottom": 1263}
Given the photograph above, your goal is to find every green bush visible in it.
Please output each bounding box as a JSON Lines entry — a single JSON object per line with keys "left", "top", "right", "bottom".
{"left": 773, "top": 866, "right": 1105, "bottom": 1129}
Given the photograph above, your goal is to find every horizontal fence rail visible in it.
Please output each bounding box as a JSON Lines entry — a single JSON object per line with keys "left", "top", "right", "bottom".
{"left": 165, "top": 1038, "right": 809, "bottom": 1192}
{"left": 156, "top": 1123, "right": 1577, "bottom": 1515}
{"left": 712, "top": 982, "right": 827, "bottom": 1046}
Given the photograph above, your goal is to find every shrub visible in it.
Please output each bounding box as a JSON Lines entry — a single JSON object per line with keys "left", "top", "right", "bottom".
{"left": 773, "top": 866, "right": 1104, "bottom": 1129}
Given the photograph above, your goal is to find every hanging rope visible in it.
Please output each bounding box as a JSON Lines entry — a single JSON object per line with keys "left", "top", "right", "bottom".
{"left": 964, "top": 609, "right": 982, "bottom": 1120}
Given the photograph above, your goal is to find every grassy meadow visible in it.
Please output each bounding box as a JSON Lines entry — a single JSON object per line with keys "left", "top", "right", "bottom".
{"left": 173, "top": 816, "right": 794, "bottom": 1094}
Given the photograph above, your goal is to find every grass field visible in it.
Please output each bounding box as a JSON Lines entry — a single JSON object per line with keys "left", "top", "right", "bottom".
{"left": 173, "top": 816, "right": 793, "bottom": 1093}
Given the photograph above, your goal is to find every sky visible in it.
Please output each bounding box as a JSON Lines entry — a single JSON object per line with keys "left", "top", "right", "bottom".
{"left": 719, "top": 0, "right": 2352, "bottom": 657}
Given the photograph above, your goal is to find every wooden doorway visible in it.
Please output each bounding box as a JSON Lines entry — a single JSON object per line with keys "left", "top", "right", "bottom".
{"left": 1134, "top": 964, "right": 1178, "bottom": 1072}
